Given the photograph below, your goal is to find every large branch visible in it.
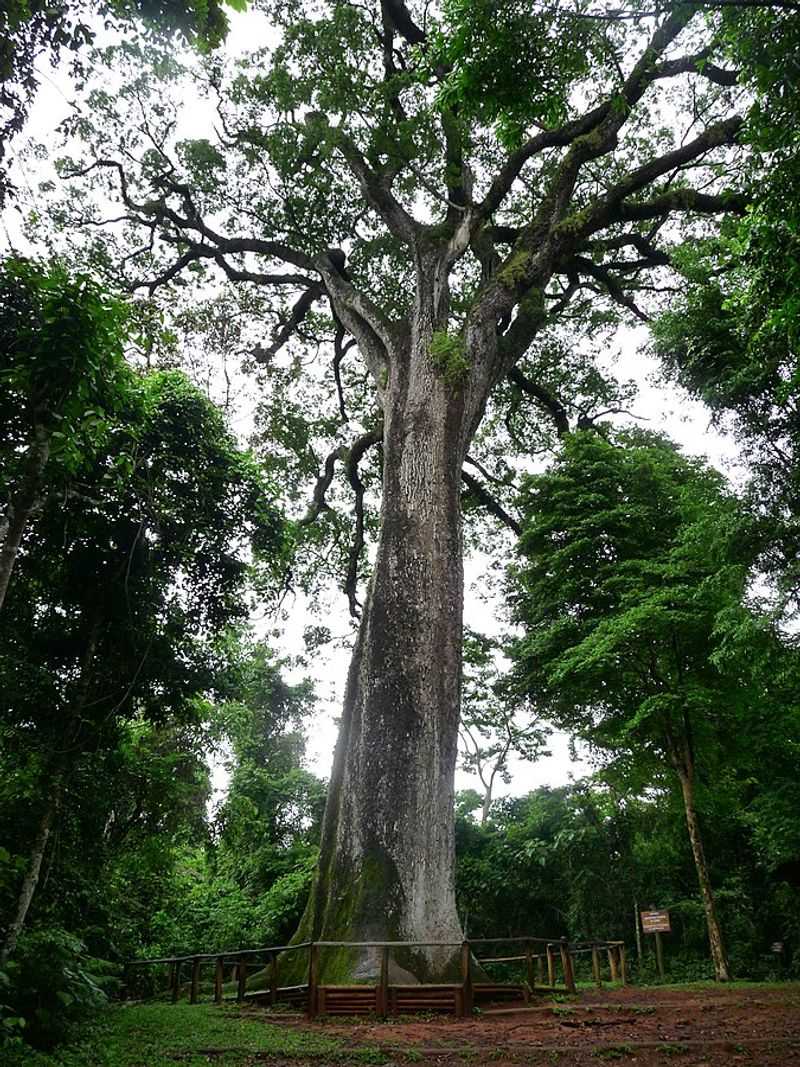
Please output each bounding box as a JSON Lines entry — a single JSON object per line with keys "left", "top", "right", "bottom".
{"left": 580, "top": 115, "right": 745, "bottom": 234}
{"left": 461, "top": 470, "right": 522, "bottom": 536}
{"left": 381, "top": 0, "right": 426, "bottom": 45}
{"left": 333, "top": 126, "right": 419, "bottom": 245}
{"left": 507, "top": 367, "right": 571, "bottom": 437}
{"left": 479, "top": 6, "right": 696, "bottom": 222}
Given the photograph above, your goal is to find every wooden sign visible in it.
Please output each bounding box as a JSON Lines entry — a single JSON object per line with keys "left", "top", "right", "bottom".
{"left": 640, "top": 909, "right": 671, "bottom": 934}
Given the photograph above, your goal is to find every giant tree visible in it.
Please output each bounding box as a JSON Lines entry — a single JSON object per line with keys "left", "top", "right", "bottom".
{"left": 50, "top": 0, "right": 789, "bottom": 978}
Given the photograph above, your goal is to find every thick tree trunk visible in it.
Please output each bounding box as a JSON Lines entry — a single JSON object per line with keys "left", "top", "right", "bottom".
{"left": 675, "top": 762, "right": 731, "bottom": 982}
{"left": 0, "top": 422, "right": 50, "bottom": 613}
{"left": 0, "top": 776, "right": 62, "bottom": 967}
{"left": 292, "top": 301, "right": 476, "bottom": 982}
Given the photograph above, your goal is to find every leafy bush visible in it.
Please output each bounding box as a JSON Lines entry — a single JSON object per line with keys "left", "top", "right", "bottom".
{"left": 3, "top": 927, "right": 120, "bottom": 1049}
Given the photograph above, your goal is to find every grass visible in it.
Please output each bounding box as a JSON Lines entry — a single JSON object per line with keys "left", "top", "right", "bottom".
{"left": 5, "top": 1002, "right": 387, "bottom": 1066}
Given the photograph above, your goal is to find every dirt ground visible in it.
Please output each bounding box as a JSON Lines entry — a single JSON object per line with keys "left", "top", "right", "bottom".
{"left": 260, "top": 984, "right": 800, "bottom": 1065}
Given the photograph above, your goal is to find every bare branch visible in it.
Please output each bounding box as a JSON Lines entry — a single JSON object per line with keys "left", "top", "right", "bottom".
{"left": 461, "top": 469, "right": 522, "bottom": 536}
{"left": 507, "top": 366, "right": 571, "bottom": 437}
{"left": 343, "top": 424, "right": 383, "bottom": 618}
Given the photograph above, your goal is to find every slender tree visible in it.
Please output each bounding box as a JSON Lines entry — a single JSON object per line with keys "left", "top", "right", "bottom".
{"left": 508, "top": 428, "right": 767, "bottom": 980}
{"left": 52, "top": 0, "right": 790, "bottom": 978}
{"left": 459, "top": 631, "right": 548, "bottom": 823}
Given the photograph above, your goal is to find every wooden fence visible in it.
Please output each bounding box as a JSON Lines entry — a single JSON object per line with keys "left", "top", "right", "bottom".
{"left": 126, "top": 936, "right": 627, "bottom": 1018}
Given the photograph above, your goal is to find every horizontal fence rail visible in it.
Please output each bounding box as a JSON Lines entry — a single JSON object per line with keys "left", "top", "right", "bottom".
{"left": 126, "top": 935, "right": 628, "bottom": 1017}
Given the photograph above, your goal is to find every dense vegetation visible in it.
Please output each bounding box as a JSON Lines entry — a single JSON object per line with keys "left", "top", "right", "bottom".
{"left": 2, "top": 0, "right": 800, "bottom": 1058}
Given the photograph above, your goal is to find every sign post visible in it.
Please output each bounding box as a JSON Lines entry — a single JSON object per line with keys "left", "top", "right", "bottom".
{"left": 640, "top": 909, "right": 671, "bottom": 981}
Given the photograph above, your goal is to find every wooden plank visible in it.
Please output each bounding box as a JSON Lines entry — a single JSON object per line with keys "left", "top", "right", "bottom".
{"left": 592, "top": 945, "right": 602, "bottom": 987}
{"left": 190, "top": 957, "right": 200, "bottom": 1004}
{"left": 608, "top": 946, "right": 619, "bottom": 982}
{"left": 559, "top": 940, "right": 577, "bottom": 995}
{"left": 270, "top": 952, "right": 278, "bottom": 1007}
{"left": 546, "top": 944, "right": 555, "bottom": 988}
{"left": 214, "top": 957, "right": 224, "bottom": 1004}
{"left": 619, "top": 943, "right": 628, "bottom": 986}
{"left": 460, "top": 941, "right": 473, "bottom": 1017}
{"left": 377, "top": 945, "right": 389, "bottom": 1016}
{"left": 308, "top": 943, "right": 320, "bottom": 1019}
{"left": 237, "top": 956, "right": 247, "bottom": 1003}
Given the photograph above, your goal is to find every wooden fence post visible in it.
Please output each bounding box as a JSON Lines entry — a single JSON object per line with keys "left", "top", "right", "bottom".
{"left": 172, "top": 960, "right": 181, "bottom": 1003}
{"left": 168, "top": 962, "right": 175, "bottom": 1000}
{"left": 214, "top": 956, "right": 224, "bottom": 1004}
{"left": 525, "top": 940, "right": 534, "bottom": 992}
{"left": 619, "top": 944, "right": 628, "bottom": 986}
{"left": 546, "top": 943, "right": 555, "bottom": 988}
{"left": 270, "top": 952, "right": 279, "bottom": 1007}
{"left": 377, "top": 945, "right": 389, "bottom": 1016}
{"left": 608, "top": 946, "right": 619, "bottom": 982}
{"left": 237, "top": 955, "right": 247, "bottom": 1003}
{"left": 559, "top": 939, "right": 577, "bottom": 994}
{"left": 536, "top": 953, "right": 544, "bottom": 984}
{"left": 308, "top": 943, "right": 320, "bottom": 1018}
{"left": 460, "top": 940, "right": 473, "bottom": 1017}
{"left": 592, "top": 945, "right": 602, "bottom": 987}
{"left": 190, "top": 956, "right": 201, "bottom": 1004}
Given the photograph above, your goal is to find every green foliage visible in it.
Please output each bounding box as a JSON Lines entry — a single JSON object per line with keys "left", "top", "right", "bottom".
{"left": 429, "top": 330, "right": 470, "bottom": 386}
{"left": 2, "top": 928, "right": 119, "bottom": 1049}
{"left": 650, "top": 5, "right": 800, "bottom": 609}
{"left": 0, "top": 256, "right": 133, "bottom": 476}
{"left": 508, "top": 429, "right": 757, "bottom": 767}
{"left": 428, "top": 0, "right": 604, "bottom": 147}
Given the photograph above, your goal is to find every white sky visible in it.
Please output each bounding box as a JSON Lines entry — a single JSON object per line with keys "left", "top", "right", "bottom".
{"left": 3, "top": 9, "right": 744, "bottom": 810}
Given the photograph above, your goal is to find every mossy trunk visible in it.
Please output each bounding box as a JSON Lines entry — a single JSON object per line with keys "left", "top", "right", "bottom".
{"left": 288, "top": 303, "right": 475, "bottom": 984}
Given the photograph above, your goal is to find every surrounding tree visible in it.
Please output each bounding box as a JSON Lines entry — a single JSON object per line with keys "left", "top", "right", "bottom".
{"left": 0, "top": 256, "right": 131, "bottom": 613}
{"left": 459, "top": 630, "right": 548, "bottom": 823}
{"left": 49, "top": 0, "right": 785, "bottom": 979}
{"left": 0, "top": 363, "right": 285, "bottom": 966}
{"left": 508, "top": 428, "right": 770, "bottom": 980}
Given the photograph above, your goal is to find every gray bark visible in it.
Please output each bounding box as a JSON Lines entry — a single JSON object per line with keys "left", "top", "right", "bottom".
{"left": 294, "top": 265, "right": 494, "bottom": 982}
{"left": 0, "top": 422, "right": 50, "bottom": 613}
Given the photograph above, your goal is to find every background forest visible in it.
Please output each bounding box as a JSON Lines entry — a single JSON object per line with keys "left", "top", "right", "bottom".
{"left": 2, "top": 0, "right": 800, "bottom": 1057}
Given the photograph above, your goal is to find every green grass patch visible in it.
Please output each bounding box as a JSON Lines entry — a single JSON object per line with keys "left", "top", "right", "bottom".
{"left": 3, "top": 1002, "right": 387, "bottom": 1066}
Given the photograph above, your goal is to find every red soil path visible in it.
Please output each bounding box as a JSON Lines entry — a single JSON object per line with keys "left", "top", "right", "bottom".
{"left": 257, "top": 983, "right": 800, "bottom": 1065}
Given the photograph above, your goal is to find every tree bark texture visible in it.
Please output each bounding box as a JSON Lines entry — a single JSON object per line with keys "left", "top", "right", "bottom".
{"left": 292, "top": 290, "right": 483, "bottom": 983}
{"left": 0, "top": 422, "right": 50, "bottom": 613}
{"left": 0, "top": 776, "right": 62, "bottom": 967}
{"left": 675, "top": 762, "right": 731, "bottom": 982}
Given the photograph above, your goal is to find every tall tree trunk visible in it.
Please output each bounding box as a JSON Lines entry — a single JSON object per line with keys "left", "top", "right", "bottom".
{"left": 0, "top": 422, "right": 50, "bottom": 613}
{"left": 293, "top": 295, "right": 476, "bottom": 982}
{"left": 0, "top": 775, "right": 62, "bottom": 967}
{"left": 674, "top": 760, "right": 731, "bottom": 982}
{"left": 0, "top": 617, "right": 101, "bottom": 967}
